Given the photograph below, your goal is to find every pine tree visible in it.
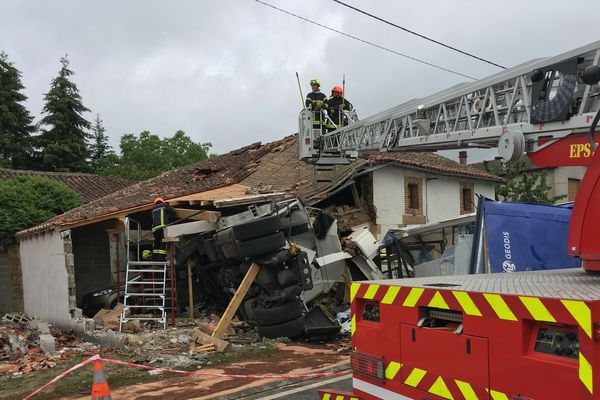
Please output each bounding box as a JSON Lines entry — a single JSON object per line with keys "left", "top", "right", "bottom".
{"left": 37, "top": 55, "right": 91, "bottom": 172}
{"left": 0, "top": 51, "right": 34, "bottom": 169}
{"left": 89, "top": 113, "right": 112, "bottom": 170}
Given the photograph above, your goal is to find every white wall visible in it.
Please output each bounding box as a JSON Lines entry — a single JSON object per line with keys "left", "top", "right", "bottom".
{"left": 474, "top": 181, "right": 496, "bottom": 202}
{"left": 19, "top": 229, "right": 72, "bottom": 326}
{"left": 426, "top": 177, "right": 459, "bottom": 223}
{"left": 372, "top": 167, "right": 406, "bottom": 235}
{"left": 551, "top": 166, "right": 586, "bottom": 200}
{"left": 371, "top": 165, "right": 497, "bottom": 238}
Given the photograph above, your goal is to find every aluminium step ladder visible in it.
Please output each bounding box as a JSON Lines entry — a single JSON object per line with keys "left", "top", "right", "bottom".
{"left": 120, "top": 217, "right": 168, "bottom": 330}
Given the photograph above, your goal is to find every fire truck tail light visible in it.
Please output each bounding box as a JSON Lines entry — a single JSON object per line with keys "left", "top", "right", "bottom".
{"left": 351, "top": 351, "right": 385, "bottom": 383}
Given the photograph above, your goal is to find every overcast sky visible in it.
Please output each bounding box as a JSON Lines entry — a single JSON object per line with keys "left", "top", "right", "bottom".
{"left": 1, "top": 0, "right": 599, "bottom": 162}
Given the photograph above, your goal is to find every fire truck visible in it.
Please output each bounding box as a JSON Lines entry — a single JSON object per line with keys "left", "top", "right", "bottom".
{"left": 298, "top": 40, "right": 600, "bottom": 399}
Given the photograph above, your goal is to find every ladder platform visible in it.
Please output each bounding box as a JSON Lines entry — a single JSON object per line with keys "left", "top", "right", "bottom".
{"left": 127, "top": 261, "right": 168, "bottom": 266}
{"left": 122, "top": 304, "right": 165, "bottom": 309}
{"left": 127, "top": 269, "right": 168, "bottom": 273}
{"left": 127, "top": 281, "right": 165, "bottom": 285}
{"left": 121, "top": 317, "right": 166, "bottom": 322}
{"left": 124, "top": 293, "right": 165, "bottom": 297}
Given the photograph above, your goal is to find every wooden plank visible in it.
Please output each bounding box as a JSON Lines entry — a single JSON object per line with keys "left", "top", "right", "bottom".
{"left": 172, "top": 208, "right": 221, "bottom": 222}
{"left": 212, "top": 263, "right": 260, "bottom": 340}
{"left": 187, "top": 259, "right": 194, "bottom": 319}
{"left": 191, "top": 329, "right": 230, "bottom": 352}
{"left": 163, "top": 221, "right": 216, "bottom": 237}
{"left": 212, "top": 193, "right": 289, "bottom": 208}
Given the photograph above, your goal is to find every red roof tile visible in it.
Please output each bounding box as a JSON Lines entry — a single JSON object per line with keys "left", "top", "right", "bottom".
{"left": 17, "top": 135, "right": 501, "bottom": 237}
{"left": 0, "top": 168, "right": 132, "bottom": 203}
{"left": 362, "top": 151, "right": 502, "bottom": 181}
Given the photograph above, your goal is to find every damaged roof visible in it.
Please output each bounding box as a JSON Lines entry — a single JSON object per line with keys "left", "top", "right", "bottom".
{"left": 0, "top": 168, "right": 132, "bottom": 203}
{"left": 17, "top": 135, "right": 500, "bottom": 238}
{"left": 363, "top": 152, "right": 503, "bottom": 181}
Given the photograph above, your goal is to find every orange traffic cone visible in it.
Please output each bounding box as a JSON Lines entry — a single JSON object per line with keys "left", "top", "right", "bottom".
{"left": 91, "top": 360, "right": 112, "bottom": 400}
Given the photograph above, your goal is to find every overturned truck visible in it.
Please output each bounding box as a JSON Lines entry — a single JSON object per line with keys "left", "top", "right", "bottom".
{"left": 176, "top": 198, "right": 381, "bottom": 339}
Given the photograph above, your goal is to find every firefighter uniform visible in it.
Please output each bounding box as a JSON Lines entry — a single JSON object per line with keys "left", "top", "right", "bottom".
{"left": 305, "top": 79, "right": 328, "bottom": 132}
{"left": 326, "top": 86, "right": 353, "bottom": 132}
{"left": 151, "top": 199, "right": 173, "bottom": 261}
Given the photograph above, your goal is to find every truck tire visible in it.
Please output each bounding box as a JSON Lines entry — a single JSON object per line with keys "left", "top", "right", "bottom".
{"left": 235, "top": 232, "right": 286, "bottom": 258}
{"left": 258, "top": 316, "right": 306, "bottom": 339}
{"left": 230, "top": 216, "right": 283, "bottom": 242}
{"left": 254, "top": 300, "right": 303, "bottom": 326}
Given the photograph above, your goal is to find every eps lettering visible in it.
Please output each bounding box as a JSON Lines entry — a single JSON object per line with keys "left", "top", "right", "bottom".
{"left": 569, "top": 143, "right": 597, "bottom": 159}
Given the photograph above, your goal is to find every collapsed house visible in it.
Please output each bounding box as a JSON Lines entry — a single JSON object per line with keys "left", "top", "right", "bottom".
{"left": 15, "top": 135, "right": 500, "bottom": 331}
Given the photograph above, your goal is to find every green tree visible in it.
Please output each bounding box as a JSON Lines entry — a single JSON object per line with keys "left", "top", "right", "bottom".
{"left": 36, "top": 55, "right": 91, "bottom": 172}
{"left": 492, "top": 160, "right": 566, "bottom": 204}
{"left": 0, "top": 176, "right": 80, "bottom": 244}
{"left": 98, "top": 130, "right": 212, "bottom": 180}
{"left": 89, "top": 113, "right": 113, "bottom": 171}
{"left": 0, "top": 51, "right": 34, "bottom": 168}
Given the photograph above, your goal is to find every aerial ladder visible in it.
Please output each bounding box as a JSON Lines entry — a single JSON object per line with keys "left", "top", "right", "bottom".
{"left": 306, "top": 41, "right": 600, "bottom": 400}
{"left": 301, "top": 40, "right": 600, "bottom": 274}
{"left": 300, "top": 40, "right": 600, "bottom": 168}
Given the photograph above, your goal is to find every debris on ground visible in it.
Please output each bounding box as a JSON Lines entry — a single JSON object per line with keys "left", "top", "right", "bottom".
{"left": 0, "top": 317, "right": 103, "bottom": 376}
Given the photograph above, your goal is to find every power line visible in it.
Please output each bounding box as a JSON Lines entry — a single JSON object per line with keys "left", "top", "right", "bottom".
{"left": 332, "top": 0, "right": 506, "bottom": 70}
{"left": 253, "top": 0, "right": 477, "bottom": 80}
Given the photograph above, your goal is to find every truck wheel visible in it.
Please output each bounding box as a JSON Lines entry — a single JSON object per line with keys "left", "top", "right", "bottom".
{"left": 235, "top": 232, "right": 286, "bottom": 258}
{"left": 258, "top": 316, "right": 306, "bottom": 339}
{"left": 254, "top": 300, "right": 303, "bottom": 326}
{"left": 230, "top": 216, "right": 283, "bottom": 242}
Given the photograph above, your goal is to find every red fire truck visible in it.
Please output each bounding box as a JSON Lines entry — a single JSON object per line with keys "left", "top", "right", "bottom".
{"left": 298, "top": 41, "right": 600, "bottom": 399}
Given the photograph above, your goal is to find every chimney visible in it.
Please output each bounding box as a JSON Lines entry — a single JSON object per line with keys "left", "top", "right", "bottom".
{"left": 459, "top": 151, "right": 467, "bottom": 165}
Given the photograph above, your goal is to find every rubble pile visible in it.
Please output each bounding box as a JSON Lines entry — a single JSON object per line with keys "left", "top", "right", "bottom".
{"left": 0, "top": 315, "right": 102, "bottom": 376}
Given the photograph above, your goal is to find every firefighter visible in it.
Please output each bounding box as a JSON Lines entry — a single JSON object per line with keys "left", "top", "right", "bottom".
{"left": 305, "top": 78, "right": 328, "bottom": 133}
{"left": 326, "top": 85, "right": 353, "bottom": 132}
{"left": 151, "top": 197, "right": 173, "bottom": 261}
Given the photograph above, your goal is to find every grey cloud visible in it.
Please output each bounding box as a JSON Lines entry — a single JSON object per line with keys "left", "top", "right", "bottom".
{"left": 1, "top": 0, "right": 599, "bottom": 158}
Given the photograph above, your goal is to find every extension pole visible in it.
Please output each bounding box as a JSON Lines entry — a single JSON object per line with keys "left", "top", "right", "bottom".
{"left": 341, "top": 73, "right": 346, "bottom": 127}
{"left": 296, "top": 72, "right": 305, "bottom": 108}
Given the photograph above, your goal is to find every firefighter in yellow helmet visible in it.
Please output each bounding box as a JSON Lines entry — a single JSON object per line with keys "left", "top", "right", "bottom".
{"left": 305, "top": 78, "right": 329, "bottom": 133}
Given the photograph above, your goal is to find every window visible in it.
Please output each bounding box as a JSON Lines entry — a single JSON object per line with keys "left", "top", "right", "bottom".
{"left": 404, "top": 177, "right": 423, "bottom": 214}
{"left": 568, "top": 178, "right": 580, "bottom": 202}
{"left": 534, "top": 327, "right": 579, "bottom": 360}
{"left": 460, "top": 182, "right": 474, "bottom": 214}
{"left": 407, "top": 183, "right": 419, "bottom": 209}
{"left": 362, "top": 302, "right": 380, "bottom": 322}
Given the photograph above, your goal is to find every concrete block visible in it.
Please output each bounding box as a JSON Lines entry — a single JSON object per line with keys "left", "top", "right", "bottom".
{"left": 39, "top": 334, "right": 56, "bottom": 354}
{"left": 29, "top": 320, "right": 51, "bottom": 334}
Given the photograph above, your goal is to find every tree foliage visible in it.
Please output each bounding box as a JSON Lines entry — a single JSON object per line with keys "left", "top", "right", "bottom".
{"left": 97, "top": 130, "right": 212, "bottom": 180}
{"left": 36, "top": 55, "right": 91, "bottom": 172}
{"left": 492, "top": 160, "right": 566, "bottom": 204}
{"left": 0, "top": 176, "right": 81, "bottom": 244}
{"left": 89, "top": 113, "right": 113, "bottom": 171}
{"left": 0, "top": 51, "right": 34, "bottom": 169}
